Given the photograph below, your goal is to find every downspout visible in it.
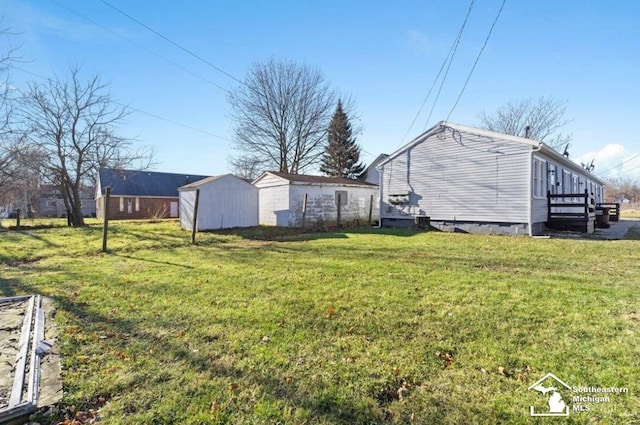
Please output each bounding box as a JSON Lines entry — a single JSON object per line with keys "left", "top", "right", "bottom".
{"left": 373, "top": 164, "right": 383, "bottom": 228}
{"left": 528, "top": 144, "right": 543, "bottom": 236}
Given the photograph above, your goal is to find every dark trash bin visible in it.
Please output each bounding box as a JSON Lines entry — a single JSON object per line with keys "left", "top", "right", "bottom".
{"left": 415, "top": 215, "right": 430, "bottom": 230}
{"left": 596, "top": 207, "right": 611, "bottom": 228}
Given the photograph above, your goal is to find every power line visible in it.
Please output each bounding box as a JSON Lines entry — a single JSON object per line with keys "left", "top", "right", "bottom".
{"left": 48, "top": 0, "right": 231, "bottom": 94}
{"left": 446, "top": 0, "right": 506, "bottom": 122}
{"left": 398, "top": 0, "right": 475, "bottom": 146}
{"left": 98, "top": 0, "right": 245, "bottom": 86}
{"left": 596, "top": 152, "right": 640, "bottom": 178}
{"left": 606, "top": 160, "right": 640, "bottom": 179}
{"left": 15, "top": 67, "right": 232, "bottom": 142}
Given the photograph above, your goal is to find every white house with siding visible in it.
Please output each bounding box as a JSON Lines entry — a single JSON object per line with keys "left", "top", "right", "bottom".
{"left": 178, "top": 174, "right": 258, "bottom": 231}
{"left": 253, "top": 171, "right": 378, "bottom": 227}
{"left": 378, "top": 121, "right": 605, "bottom": 235}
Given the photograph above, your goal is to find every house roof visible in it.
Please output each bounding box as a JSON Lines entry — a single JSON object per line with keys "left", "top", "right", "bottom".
{"left": 98, "top": 168, "right": 211, "bottom": 197}
{"left": 359, "top": 153, "right": 389, "bottom": 180}
{"left": 253, "top": 171, "right": 378, "bottom": 187}
{"left": 380, "top": 121, "right": 606, "bottom": 185}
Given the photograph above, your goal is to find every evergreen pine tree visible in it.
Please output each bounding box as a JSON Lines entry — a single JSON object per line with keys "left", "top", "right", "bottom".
{"left": 320, "top": 100, "right": 366, "bottom": 178}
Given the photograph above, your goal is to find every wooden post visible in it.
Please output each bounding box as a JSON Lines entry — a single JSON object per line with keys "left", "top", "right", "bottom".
{"left": 584, "top": 189, "right": 589, "bottom": 222}
{"left": 102, "top": 187, "right": 111, "bottom": 253}
{"left": 301, "top": 193, "right": 308, "bottom": 229}
{"left": 191, "top": 189, "right": 200, "bottom": 245}
{"left": 16, "top": 208, "right": 20, "bottom": 229}
{"left": 368, "top": 194, "right": 374, "bottom": 227}
{"left": 336, "top": 193, "right": 342, "bottom": 228}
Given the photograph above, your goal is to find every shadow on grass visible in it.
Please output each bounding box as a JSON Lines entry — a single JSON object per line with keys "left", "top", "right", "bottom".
{"left": 0, "top": 277, "right": 18, "bottom": 297}
{"left": 205, "top": 225, "right": 422, "bottom": 242}
{"left": 114, "top": 253, "right": 196, "bottom": 269}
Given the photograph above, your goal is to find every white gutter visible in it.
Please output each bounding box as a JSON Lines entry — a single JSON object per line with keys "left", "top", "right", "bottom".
{"left": 528, "top": 144, "right": 543, "bottom": 237}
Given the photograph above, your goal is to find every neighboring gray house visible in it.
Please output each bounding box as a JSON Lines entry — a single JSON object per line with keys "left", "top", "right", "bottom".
{"left": 39, "top": 185, "right": 96, "bottom": 218}
{"left": 178, "top": 174, "right": 258, "bottom": 231}
{"left": 253, "top": 172, "right": 378, "bottom": 227}
{"left": 359, "top": 153, "right": 389, "bottom": 185}
{"left": 379, "top": 121, "right": 605, "bottom": 235}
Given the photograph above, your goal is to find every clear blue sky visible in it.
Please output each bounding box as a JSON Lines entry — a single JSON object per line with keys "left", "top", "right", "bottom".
{"left": 2, "top": 0, "right": 639, "bottom": 180}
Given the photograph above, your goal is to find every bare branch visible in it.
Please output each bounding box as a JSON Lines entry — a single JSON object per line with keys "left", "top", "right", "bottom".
{"left": 478, "top": 96, "right": 572, "bottom": 151}
{"left": 228, "top": 58, "right": 337, "bottom": 174}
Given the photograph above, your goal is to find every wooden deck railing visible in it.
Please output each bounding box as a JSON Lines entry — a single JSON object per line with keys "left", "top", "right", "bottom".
{"left": 596, "top": 202, "right": 620, "bottom": 222}
{"left": 547, "top": 190, "right": 596, "bottom": 232}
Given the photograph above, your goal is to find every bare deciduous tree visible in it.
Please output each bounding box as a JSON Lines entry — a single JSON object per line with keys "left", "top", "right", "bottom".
{"left": 20, "top": 66, "right": 153, "bottom": 226}
{"left": 229, "top": 154, "right": 264, "bottom": 180}
{"left": 478, "top": 96, "right": 572, "bottom": 151}
{"left": 0, "top": 22, "right": 22, "bottom": 204}
{"left": 228, "top": 59, "right": 337, "bottom": 174}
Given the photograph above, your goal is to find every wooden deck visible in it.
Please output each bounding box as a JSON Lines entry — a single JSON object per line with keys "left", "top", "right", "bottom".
{"left": 547, "top": 190, "right": 596, "bottom": 233}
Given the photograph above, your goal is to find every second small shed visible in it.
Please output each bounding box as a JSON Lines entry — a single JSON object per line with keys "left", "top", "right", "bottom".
{"left": 253, "top": 171, "right": 378, "bottom": 227}
{"left": 179, "top": 174, "right": 258, "bottom": 231}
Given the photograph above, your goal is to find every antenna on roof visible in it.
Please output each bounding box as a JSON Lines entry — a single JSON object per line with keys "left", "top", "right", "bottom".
{"left": 524, "top": 125, "right": 532, "bottom": 138}
{"left": 562, "top": 143, "right": 570, "bottom": 158}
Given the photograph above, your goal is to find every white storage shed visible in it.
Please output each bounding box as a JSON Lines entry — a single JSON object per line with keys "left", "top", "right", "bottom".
{"left": 179, "top": 174, "right": 258, "bottom": 231}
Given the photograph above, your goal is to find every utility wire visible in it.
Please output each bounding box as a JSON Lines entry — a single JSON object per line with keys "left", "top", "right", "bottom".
{"left": 596, "top": 152, "right": 640, "bottom": 178}
{"left": 15, "top": 67, "right": 232, "bottom": 142}
{"left": 446, "top": 0, "right": 506, "bottom": 122}
{"left": 98, "top": 0, "right": 245, "bottom": 86}
{"left": 606, "top": 160, "right": 640, "bottom": 179}
{"left": 49, "top": 0, "right": 231, "bottom": 94}
{"left": 398, "top": 0, "right": 475, "bottom": 146}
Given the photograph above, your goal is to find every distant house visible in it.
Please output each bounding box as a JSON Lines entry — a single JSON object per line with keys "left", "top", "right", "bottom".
{"left": 252, "top": 171, "right": 378, "bottom": 227}
{"left": 178, "top": 174, "right": 258, "bottom": 231}
{"left": 379, "top": 121, "right": 606, "bottom": 235}
{"left": 359, "top": 153, "right": 389, "bottom": 185}
{"left": 39, "top": 185, "right": 96, "bottom": 218}
{"left": 96, "top": 168, "right": 210, "bottom": 220}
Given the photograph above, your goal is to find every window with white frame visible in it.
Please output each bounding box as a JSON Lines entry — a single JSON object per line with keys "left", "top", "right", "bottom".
{"left": 563, "top": 171, "right": 571, "bottom": 194}
{"left": 533, "top": 158, "right": 547, "bottom": 197}
{"left": 119, "top": 197, "right": 124, "bottom": 212}
{"left": 548, "top": 164, "right": 558, "bottom": 194}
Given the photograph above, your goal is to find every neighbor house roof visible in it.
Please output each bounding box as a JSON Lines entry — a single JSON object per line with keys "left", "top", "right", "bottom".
{"left": 254, "top": 171, "right": 378, "bottom": 187}
{"left": 98, "top": 168, "right": 211, "bottom": 197}
{"left": 380, "top": 121, "right": 606, "bottom": 185}
{"left": 359, "top": 153, "right": 388, "bottom": 180}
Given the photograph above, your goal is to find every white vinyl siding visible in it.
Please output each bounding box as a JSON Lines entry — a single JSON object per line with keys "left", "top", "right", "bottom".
{"left": 381, "top": 127, "right": 531, "bottom": 223}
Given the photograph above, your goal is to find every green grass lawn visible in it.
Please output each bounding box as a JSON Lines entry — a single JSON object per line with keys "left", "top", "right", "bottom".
{"left": 1, "top": 221, "right": 639, "bottom": 424}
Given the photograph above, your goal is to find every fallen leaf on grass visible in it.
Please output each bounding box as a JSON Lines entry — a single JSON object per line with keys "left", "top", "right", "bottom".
{"left": 435, "top": 351, "right": 454, "bottom": 369}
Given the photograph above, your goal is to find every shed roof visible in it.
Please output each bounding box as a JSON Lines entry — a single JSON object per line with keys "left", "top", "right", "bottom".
{"left": 179, "top": 174, "right": 256, "bottom": 190}
{"left": 381, "top": 121, "right": 606, "bottom": 185}
{"left": 254, "top": 171, "right": 378, "bottom": 187}
{"left": 98, "top": 168, "right": 211, "bottom": 197}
